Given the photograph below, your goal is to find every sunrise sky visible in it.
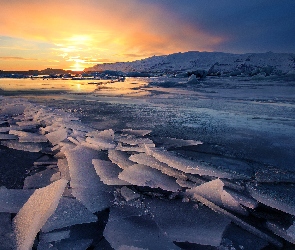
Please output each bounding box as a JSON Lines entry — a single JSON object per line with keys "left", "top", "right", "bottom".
{"left": 0, "top": 0, "right": 294, "bottom": 71}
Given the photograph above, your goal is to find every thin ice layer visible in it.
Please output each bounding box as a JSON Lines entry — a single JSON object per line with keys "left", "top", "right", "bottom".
{"left": 0, "top": 188, "right": 34, "bottom": 213}
{"left": 92, "top": 159, "right": 130, "bottom": 185}
{"left": 13, "top": 179, "right": 68, "bottom": 250}
{"left": 146, "top": 198, "right": 230, "bottom": 246}
{"left": 65, "top": 146, "right": 113, "bottom": 212}
{"left": 118, "top": 164, "right": 181, "bottom": 192}
{"left": 42, "top": 197, "right": 97, "bottom": 233}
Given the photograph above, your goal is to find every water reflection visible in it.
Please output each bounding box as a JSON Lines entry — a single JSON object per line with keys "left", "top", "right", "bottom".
{"left": 0, "top": 77, "right": 150, "bottom": 95}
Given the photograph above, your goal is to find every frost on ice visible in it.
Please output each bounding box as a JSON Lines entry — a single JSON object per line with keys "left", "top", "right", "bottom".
{"left": 0, "top": 97, "right": 295, "bottom": 249}
{"left": 13, "top": 179, "right": 68, "bottom": 250}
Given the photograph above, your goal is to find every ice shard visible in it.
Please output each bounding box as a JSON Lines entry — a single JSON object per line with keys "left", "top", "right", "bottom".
{"left": 146, "top": 147, "right": 233, "bottom": 178}
{"left": 118, "top": 164, "right": 181, "bottom": 192}
{"left": 13, "top": 179, "right": 68, "bottom": 250}
{"left": 92, "top": 159, "right": 130, "bottom": 185}
{"left": 187, "top": 179, "right": 248, "bottom": 215}
{"left": 45, "top": 128, "right": 68, "bottom": 146}
{"left": 108, "top": 149, "right": 134, "bottom": 169}
{"left": 65, "top": 146, "right": 113, "bottom": 212}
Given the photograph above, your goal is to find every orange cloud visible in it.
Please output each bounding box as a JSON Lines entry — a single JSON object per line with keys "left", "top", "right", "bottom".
{"left": 0, "top": 0, "right": 225, "bottom": 70}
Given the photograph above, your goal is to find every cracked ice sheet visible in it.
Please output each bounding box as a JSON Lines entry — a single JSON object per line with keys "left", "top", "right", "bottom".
{"left": 104, "top": 206, "right": 180, "bottom": 250}
{"left": 145, "top": 198, "right": 230, "bottom": 246}
{"left": 65, "top": 146, "right": 113, "bottom": 212}
{"left": 0, "top": 188, "right": 34, "bottom": 213}
{"left": 118, "top": 164, "right": 181, "bottom": 192}
{"left": 42, "top": 197, "right": 97, "bottom": 233}
{"left": 13, "top": 179, "right": 68, "bottom": 250}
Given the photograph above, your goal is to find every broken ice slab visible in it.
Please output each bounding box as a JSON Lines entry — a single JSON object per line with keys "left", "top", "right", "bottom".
{"left": 45, "top": 128, "right": 68, "bottom": 146}
{"left": 120, "top": 186, "right": 140, "bottom": 201}
{"left": 0, "top": 127, "right": 10, "bottom": 133}
{"left": 145, "top": 198, "right": 230, "bottom": 247}
{"left": 42, "top": 197, "right": 97, "bottom": 233}
{"left": 92, "top": 159, "right": 130, "bottom": 185}
{"left": 13, "top": 179, "right": 68, "bottom": 250}
{"left": 0, "top": 188, "right": 34, "bottom": 213}
{"left": 86, "top": 129, "right": 115, "bottom": 141}
{"left": 117, "top": 135, "right": 155, "bottom": 147}
{"left": 225, "top": 187, "right": 258, "bottom": 209}
{"left": 146, "top": 147, "right": 234, "bottom": 178}
{"left": 266, "top": 221, "right": 295, "bottom": 244}
{"left": 0, "top": 134, "right": 18, "bottom": 140}
{"left": 1, "top": 140, "right": 43, "bottom": 152}
{"left": 118, "top": 164, "right": 181, "bottom": 192}
{"left": 16, "top": 120, "right": 40, "bottom": 128}
{"left": 71, "top": 187, "right": 113, "bottom": 213}
{"left": 67, "top": 136, "right": 81, "bottom": 145}
{"left": 57, "top": 158, "right": 71, "bottom": 181}
{"left": 65, "top": 146, "right": 113, "bottom": 212}
{"left": 129, "top": 153, "right": 205, "bottom": 185}
{"left": 15, "top": 131, "right": 48, "bottom": 143}
{"left": 190, "top": 193, "right": 283, "bottom": 248}
{"left": 108, "top": 149, "right": 134, "bottom": 169}
{"left": 104, "top": 207, "right": 180, "bottom": 250}
{"left": 122, "top": 129, "right": 152, "bottom": 136}
{"left": 23, "top": 168, "right": 59, "bottom": 189}
{"left": 39, "top": 230, "right": 70, "bottom": 243}
{"left": 247, "top": 183, "right": 295, "bottom": 216}
{"left": 34, "top": 155, "right": 58, "bottom": 166}
{"left": 115, "top": 143, "right": 147, "bottom": 152}
{"left": 0, "top": 213, "right": 15, "bottom": 250}
{"left": 84, "top": 136, "right": 116, "bottom": 150}
{"left": 186, "top": 179, "right": 248, "bottom": 215}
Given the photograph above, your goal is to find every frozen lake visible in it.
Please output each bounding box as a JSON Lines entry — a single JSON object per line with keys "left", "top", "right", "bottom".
{"left": 0, "top": 76, "right": 295, "bottom": 249}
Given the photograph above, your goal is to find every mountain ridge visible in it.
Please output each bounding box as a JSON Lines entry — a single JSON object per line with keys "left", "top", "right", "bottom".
{"left": 86, "top": 51, "right": 295, "bottom": 77}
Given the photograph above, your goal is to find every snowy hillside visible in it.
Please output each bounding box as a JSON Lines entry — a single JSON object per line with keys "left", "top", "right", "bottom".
{"left": 86, "top": 51, "right": 295, "bottom": 77}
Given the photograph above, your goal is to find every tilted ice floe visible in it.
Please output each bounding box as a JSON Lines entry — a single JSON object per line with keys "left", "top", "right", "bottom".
{"left": 0, "top": 96, "right": 295, "bottom": 249}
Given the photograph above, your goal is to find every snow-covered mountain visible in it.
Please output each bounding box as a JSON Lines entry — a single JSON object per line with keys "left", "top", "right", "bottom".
{"left": 86, "top": 51, "right": 295, "bottom": 77}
